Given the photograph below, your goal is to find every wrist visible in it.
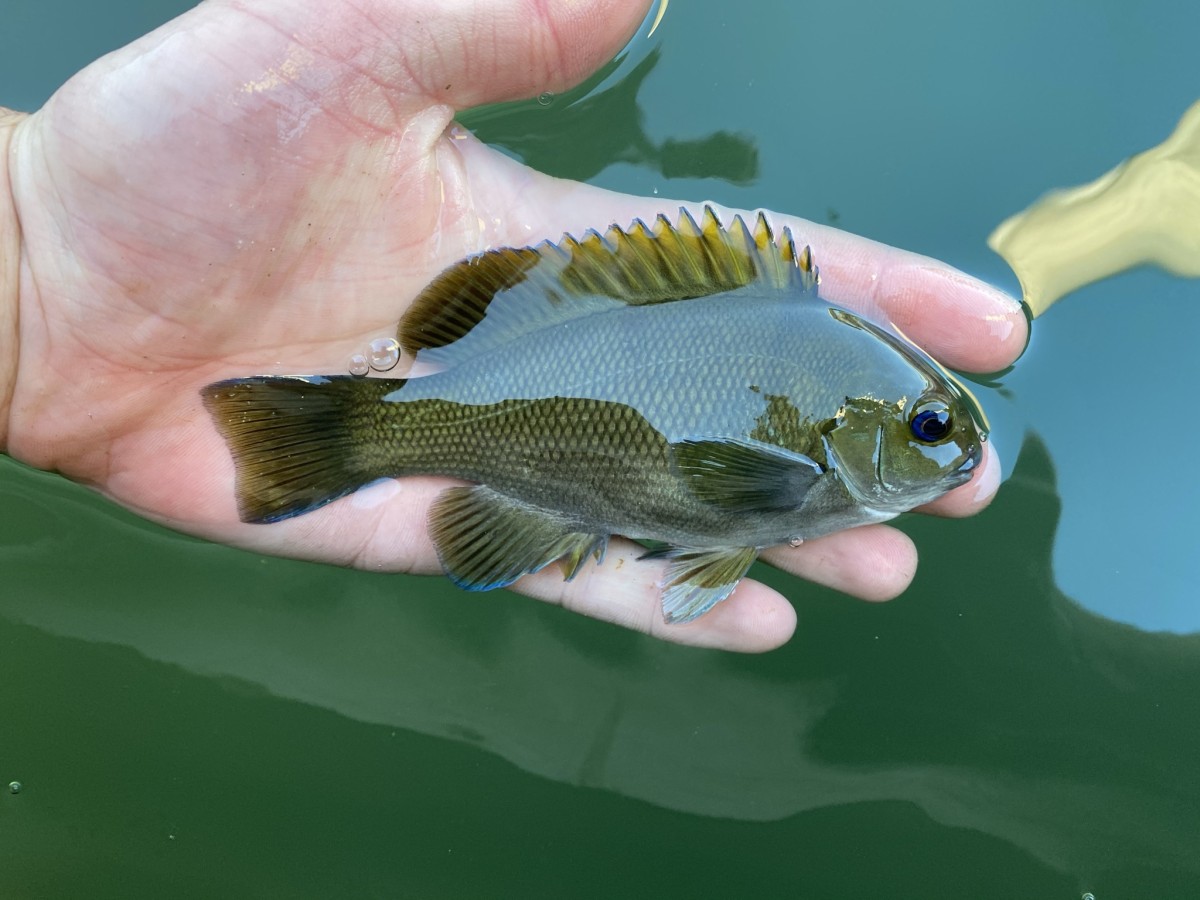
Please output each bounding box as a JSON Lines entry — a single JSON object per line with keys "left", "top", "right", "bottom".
{"left": 0, "top": 109, "right": 24, "bottom": 452}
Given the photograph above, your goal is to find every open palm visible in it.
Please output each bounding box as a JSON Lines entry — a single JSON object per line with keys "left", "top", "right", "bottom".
{"left": 1, "top": 0, "right": 1027, "bottom": 650}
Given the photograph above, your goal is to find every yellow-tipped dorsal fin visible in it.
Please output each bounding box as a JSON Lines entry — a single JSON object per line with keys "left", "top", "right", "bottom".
{"left": 399, "top": 205, "right": 819, "bottom": 365}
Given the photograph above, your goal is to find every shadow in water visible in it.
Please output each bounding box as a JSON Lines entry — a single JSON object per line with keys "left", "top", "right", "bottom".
{"left": 461, "top": 50, "right": 759, "bottom": 186}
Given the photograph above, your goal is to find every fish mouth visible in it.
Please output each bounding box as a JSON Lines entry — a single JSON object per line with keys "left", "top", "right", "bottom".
{"left": 948, "top": 443, "right": 982, "bottom": 486}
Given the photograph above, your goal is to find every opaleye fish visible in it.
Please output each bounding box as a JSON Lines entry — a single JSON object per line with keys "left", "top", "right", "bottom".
{"left": 202, "top": 207, "right": 985, "bottom": 623}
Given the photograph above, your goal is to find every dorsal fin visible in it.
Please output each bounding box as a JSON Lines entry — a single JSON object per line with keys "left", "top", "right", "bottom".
{"left": 398, "top": 205, "right": 820, "bottom": 366}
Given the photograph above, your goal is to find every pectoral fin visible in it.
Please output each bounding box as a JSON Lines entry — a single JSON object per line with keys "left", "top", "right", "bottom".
{"left": 429, "top": 485, "right": 606, "bottom": 591}
{"left": 642, "top": 546, "right": 760, "bottom": 624}
{"left": 670, "top": 439, "right": 824, "bottom": 512}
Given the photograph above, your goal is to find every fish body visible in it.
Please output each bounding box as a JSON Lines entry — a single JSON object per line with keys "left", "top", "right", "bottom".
{"left": 203, "top": 207, "right": 985, "bottom": 622}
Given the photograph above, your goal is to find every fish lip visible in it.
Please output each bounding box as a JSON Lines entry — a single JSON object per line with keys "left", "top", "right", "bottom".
{"left": 949, "top": 443, "right": 983, "bottom": 484}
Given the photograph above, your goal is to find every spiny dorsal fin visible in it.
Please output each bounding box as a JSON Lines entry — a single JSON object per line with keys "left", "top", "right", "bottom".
{"left": 398, "top": 205, "right": 820, "bottom": 366}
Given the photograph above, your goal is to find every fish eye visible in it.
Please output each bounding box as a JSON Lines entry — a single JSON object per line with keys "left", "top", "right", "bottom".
{"left": 910, "top": 400, "right": 952, "bottom": 443}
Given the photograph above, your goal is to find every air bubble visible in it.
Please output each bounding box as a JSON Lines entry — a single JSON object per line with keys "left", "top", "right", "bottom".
{"left": 537, "top": 92, "right": 555, "bottom": 107}
{"left": 788, "top": 537, "right": 804, "bottom": 548}
{"left": 8, "top": 781, "right": 20, "bottom": 794}
{"left": 348, "top": 353, "right": 369, "bottom": 377}
{"left": 367, "top": 338, "right": 400, "bottom": 372}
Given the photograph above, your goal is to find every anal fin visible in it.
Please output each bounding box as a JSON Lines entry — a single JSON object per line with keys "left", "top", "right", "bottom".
{"left": 429, "top": 485, "right": 607, "bottom": 591}
{"left": 558, "top": 535, "right": 610, "bottom": 581}
{"left": 642, "top": 546, "right": 760, "bottom": 624}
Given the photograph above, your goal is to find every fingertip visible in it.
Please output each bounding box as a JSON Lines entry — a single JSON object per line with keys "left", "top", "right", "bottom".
{"left": 762, "top": 525, "right": 917, "bottom": 603}
{"left": 895, "top": 265, "right": 1029, "bottom": 373}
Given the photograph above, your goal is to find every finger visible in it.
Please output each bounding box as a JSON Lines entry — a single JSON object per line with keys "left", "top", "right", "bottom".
{"left": 788, "top": 224, "right": 1028, "bottom": 374}
{"left": 760, "top": 524, "right": 917, "bottom": 603}
{"left": 168, "top": 453, "right": 796, "bottom": 653}
{"left": 919, "top": 438, "right": 1001, "bottom": 518}
{"left": 158, "top": 448, "right": 912, "bottom": 653}
{"left": 375, "top": 0, "right": 654, "bottom": 110}
{"left": 514, "top": 539, "right": 798, "bottom": 653}
{"left": 444, "top": 143, "right": 1028, "bottom": 375}
{"left": 147, "top": 466, "right": 452, "bottom": 571}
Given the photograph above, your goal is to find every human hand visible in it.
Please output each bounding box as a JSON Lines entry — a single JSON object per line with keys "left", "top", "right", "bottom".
{"left": 0, "top": 0, "right": 1027, "bottom": 651}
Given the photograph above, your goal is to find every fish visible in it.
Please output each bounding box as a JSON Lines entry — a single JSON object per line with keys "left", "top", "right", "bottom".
{"left": 201, "top": 207, "right": 986, "bottom": 623}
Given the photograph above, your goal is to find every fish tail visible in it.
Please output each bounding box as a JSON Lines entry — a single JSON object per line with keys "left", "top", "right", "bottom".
{"left": 200, "top": 375, "right": 406, "bottom": 523}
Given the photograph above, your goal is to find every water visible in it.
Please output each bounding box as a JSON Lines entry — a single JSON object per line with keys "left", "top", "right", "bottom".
{"left": 2, "top": 0, "right": 1199, "bottom": 897}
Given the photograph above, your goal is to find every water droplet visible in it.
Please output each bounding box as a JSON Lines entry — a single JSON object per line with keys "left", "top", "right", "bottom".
{"left": 348, "top": 353, "right": 369, "bottom": 377}
{"left": 537, "top": 91, "right": 555, "bottom": 107}
{"left": 8, "top": 781, "right": 21, "bottom": 794}
{"left": 367, "top": 338, "right": 400, "bottom": 372}
{"left": 788, "top": 537, "right": 804, "bottom": 548}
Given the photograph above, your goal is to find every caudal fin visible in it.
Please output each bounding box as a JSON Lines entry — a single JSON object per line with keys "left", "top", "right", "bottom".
{"left": 200, "top": 375, "right": 404, "bottom": 523}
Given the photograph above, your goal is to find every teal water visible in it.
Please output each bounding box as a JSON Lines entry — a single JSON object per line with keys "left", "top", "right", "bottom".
{"left": 3, "top": 1, "right": 1199, "bottom": 897}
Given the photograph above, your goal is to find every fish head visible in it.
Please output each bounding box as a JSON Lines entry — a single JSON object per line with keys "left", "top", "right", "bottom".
{"left": 823, "top": 386, "right": 984, "bottom": 515}
{"left": 814, "top": 308, "right": 989, "bottom": 515}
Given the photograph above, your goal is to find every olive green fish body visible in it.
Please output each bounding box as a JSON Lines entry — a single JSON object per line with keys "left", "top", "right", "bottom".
{"left": 203, "top": 207, "right": 985, "bottom": 622}
{"left": 377, "top": 291, "right": 928, "bottom": 545}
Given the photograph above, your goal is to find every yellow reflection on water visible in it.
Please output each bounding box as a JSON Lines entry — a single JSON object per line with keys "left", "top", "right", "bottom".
{"left": 649, "top": 0, "right": 669, "bottom": 37}
{"left": 989, "top": 99, "right": 1200, "bottom": 317}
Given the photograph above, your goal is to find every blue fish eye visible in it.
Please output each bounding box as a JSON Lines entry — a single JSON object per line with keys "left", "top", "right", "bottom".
{"left": 910, "top": 402, "right": 952, "bottom": 443}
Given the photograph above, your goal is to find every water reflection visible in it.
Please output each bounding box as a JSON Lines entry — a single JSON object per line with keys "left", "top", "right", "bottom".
{"left": 462, "top": 50, "right": 759, "bottom": 186}
{"left": 1, "top": 436, "right": 1196, "bottom": 883}
{"left": 989, "top": 99, "right": 1200, "bottom": 316}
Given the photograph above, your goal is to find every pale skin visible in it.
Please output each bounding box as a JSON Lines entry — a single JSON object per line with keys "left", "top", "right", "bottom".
{"left": 0, "top": 0, "right": 1028, "bottom": 652}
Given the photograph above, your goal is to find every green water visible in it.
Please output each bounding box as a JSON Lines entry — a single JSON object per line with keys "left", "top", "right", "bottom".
{"left": 3, "top": 1, "right": 1199, "bottom": 897}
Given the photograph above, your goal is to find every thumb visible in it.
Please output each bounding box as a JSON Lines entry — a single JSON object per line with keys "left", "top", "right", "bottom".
{"left": 393, "top": 0, "right": 656, "bottom": 110}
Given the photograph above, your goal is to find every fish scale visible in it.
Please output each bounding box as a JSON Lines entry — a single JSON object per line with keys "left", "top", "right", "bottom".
{"left": 397, "top": 287, "right": 927, "bottom": 446}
